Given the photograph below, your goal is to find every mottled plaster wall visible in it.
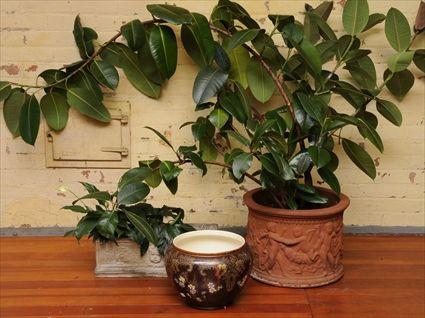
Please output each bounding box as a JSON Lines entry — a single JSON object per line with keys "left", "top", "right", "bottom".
{"left": 0, "top": 0, "right": 424, "bottom": 229}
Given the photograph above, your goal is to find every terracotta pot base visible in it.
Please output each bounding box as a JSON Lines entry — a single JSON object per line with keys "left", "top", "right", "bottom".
{"left": 244, "top": 187, "right": 350, "bottom": 288}
{"left": 250, "top": 263, "right": 344, "bottom": 288}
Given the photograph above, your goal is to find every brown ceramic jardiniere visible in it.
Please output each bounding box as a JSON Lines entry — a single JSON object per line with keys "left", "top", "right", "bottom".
{"left": 165, "top": 230, "right": 252, "bottom": 310}
{"left": 244, "top": 187, "right": 350, "bottom": 288}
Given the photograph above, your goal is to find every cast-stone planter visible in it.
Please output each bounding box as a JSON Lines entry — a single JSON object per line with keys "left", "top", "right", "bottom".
{"left": 244, "top": 187, "right": 350, "bottom": 288}
{"left": 95, "top": 224, "right": 218, "bottom": 277}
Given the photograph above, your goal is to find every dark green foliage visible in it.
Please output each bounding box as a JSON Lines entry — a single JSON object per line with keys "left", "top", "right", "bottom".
{"left": 62, "top": 176, "right": 194, "bottom": 255}
{"left": 2, "top": 0, "right": 419, "bottom": 211}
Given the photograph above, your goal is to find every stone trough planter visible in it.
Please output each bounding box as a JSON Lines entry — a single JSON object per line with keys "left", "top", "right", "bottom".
{"left": 95, "top": 224, "right": 218, "bottom": 277}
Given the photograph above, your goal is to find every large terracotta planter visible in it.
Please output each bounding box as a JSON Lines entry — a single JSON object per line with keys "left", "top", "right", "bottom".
{"left": 244, "top": 187, "right": 350, "bottom": 288}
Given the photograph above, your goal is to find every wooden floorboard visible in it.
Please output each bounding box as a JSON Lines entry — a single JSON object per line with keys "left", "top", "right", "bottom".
{"left": 0, "top": 236, "right": 424, "bottom": 318}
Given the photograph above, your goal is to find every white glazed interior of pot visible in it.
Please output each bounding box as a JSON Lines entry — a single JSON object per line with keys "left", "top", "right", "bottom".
{"left": 173, "top": 230, "right": 245, "bottom": 254}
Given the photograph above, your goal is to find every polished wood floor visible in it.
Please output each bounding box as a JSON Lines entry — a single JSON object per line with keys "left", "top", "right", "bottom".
{"left": 0, "top": 236, "right": 424, "bottom": 318}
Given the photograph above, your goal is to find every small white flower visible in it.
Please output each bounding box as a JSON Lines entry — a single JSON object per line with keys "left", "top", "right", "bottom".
{"left": 177, "top": 275, "right": 186, "bottom": 287}
{"left": 57, "top": 185, "right": 70, "bottom": 193}
{"left": 188, "top": 284, "right": 197, "bottom": 294}
{"left": 207, "top": 282, "right": 217, "bottom": 293}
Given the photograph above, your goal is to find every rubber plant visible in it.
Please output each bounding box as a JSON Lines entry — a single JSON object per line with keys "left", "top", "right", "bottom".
{"left": 59, "top": 168, "right": 195, "bottom": 256}
{"left": 0, "top": 0, "right": 423, "bottom": 206}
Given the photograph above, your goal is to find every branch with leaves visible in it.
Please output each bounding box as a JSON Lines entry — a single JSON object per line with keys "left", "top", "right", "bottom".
{"left": 1, "top": 0, "right": 423, "bottom": 210}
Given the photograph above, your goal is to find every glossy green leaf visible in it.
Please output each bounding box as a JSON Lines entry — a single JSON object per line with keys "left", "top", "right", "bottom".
{"left": 308, "top": 13, "right": 336, "bottom": 41}
{"left": 145, "top": 126, "right": 175, "bottom": 151}
{"left": 363, "top": 13, "right": 386, "bottom": 32}
{"left": 74, "top": 216, "right": 98, "bottom": 240}
{"left": 342, "top": 0, "right": 369, "bottom": 35}
{"left": 159, "top": 161, "right": 180, "bottom": 194}
{"left": 96, "top": 211, "right": 118, "bottom": 239}
{"left": 251, "top": 120, "right": 276, "bottom": 150}
{"left": 40, "top": 92, "right": 69, "bottom": 131}
{"left": 376, "top": 99, "right": 402, "bottom": 126}
{"left": 138, "top": 43, "right": 165, "bottom": 85}
{"left": 296, "top": 38, "right": 322, "bottom": 75}
{"left": 337, "top": 34, "right": 359, "bottom": 61}
{"left": 73, "top": 191, "right": 111, "bottom": 205}
{"left": 181, "top": 13, "right": 215, "bottom": 68}
{"left": 232, "top": 152, "right": 253, "bottom": 179}
{"left": 209, "top": 108, "right": 229, "bottom": 129}
{"left": 219, "top": 91, "right": 248, "bottom": 124}
{"left": 227, "top": 29, "right": 260, "bottom": 51}
{"left": 246, "top": 58, "right": 275, "bottom": 103}
{"left": 387, "top": 51, "right": 414, "bottom": 73}
{"left": 68, "top": 71, "right": 103, "bottom": 102}
{"left": 385, "top": 8, "right": 411, "bottom": 52}
{"left": 118, "top": 166, "right": 152, "bottom": 189}
{"left": 160, "top": 161, "right": 182, "bottom": 182}
{"left": 332, "top": 80, "right": 366, "bottom": 109}
{"left": 139, "top": 159, "right": 162, "bottom": 188}
{"left": 304, "top": 1, "right": 333, "bottom": 43}
{"left": 121, "top": 19, "right": 146, "bottom": 50}
{"left": 384, "top": 69, "right": 414, "bottom": 101}
{"left": 192, "top": 66, "right": 228, "bottom": 105}
{"left": 214, "top": 42, "right": 231, "bottom": 71}
{"left": 289, "top": 152, "right": 312, "bottom": 175}
{"left": 38, "top": 69, "right": 67, "bottom": 91}
{"left": 0, "top": 81, "right": 11, "bottom": 102}
{"left": 124, "top": 210, "right": 158, "bottom": 245}
{"left": 149, "top": 25, "right": 178, "bottom": 79}
{"left": 89, "top": 60, "right": 119, "bottom": 90}
{"left": 185, "top": 152, "right": 207, "bottom": 176}
{"left": 146, "top": 4, "right": 192, "bottom": 25}
{"left": 342, "top": 139, "right": 376, "bottom": 179}
{"left": 117, "top": 182, "right": 150, "bottom": 205}
{"left": 224, "top": 130, "right": 250, "bottom": 147}
{"left": 316, "top": 40, "right": 337, "bottom": 63}
{"left": 100, "top": 42, "right": 129, "bottom": 68}
{"left": 357, "top": 119, "right": 384, "bottom": 153}
{"left": 297, "top": 190, "right": 328, "bottom": 204}
{"left": 413, "top": 49, "right": 425, "bottom": 73}
{"left": 3, "top": 88, "right": 26, "bottom": 137}
{"left": 119, "top": 44, "right": 161, "bottom": 98}
{"left": 62, "top": 205, "right": 88, "bottom": 213}
{"left": 72, "top": 15, "right": 93, "bottom": 59}
{"left": 259, "top": 153, "right": 280, "bottom": 177}
{"left": 296, "top": 92, "right": 327, "bottom": 124}
{"left": 19, "top": 94, "right": 40, "bottom": 145}
{"left": 228, "top": 46, "right": 250, "bottom": 88}
{"left": 67, "top": 87, "right": 111, "bottom": 122}
{"left": 308, "top": 146, "right": 331, "bottom": 169}
{"left": 281, "top": 22, "right": 304, "bottom": 45}
{"left": 345, "top": 56, "right": 376, "bottom": 90}
{"left": 199, "top": 137, "right": 217, "bottom": 161}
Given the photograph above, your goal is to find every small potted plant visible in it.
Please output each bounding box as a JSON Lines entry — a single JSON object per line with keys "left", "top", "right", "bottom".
{"left": 59, "top": 167, "right": 196, "bottom": 277}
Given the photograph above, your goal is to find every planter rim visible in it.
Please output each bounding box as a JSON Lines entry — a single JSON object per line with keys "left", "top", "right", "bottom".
{"left": 172, "top": 230, "right": 246, "bottom": 257}
{"left": 243, "top": 187, "right": 350, "bottom": 218}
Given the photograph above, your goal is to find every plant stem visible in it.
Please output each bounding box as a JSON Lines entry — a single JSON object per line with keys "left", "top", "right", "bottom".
{"left": 321, "top": 36, "right": 355, "bottom": 88}
{"left": 209, "top": 24, "right": 308, "bottom": 159}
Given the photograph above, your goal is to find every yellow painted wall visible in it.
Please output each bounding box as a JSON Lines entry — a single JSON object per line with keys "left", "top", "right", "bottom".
{"left": 0, "top": 0, "right": 424, "bottom": 228}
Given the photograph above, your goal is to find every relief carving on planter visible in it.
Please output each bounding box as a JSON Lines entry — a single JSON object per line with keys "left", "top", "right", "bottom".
{"left": 246, "top": 215, "right": 343, "bottom": 279}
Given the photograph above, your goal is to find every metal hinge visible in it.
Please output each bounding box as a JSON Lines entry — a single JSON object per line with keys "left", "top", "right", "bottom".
{"left": 110, "top": 113, "right": 128, "bottom": 124}
{"left": 100, "top": 147, "right": 129, "bottom": 156}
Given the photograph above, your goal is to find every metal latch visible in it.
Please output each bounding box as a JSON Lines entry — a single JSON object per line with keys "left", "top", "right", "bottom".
{"left": 100, "top": 147, "right": 129, "bottom": 156}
